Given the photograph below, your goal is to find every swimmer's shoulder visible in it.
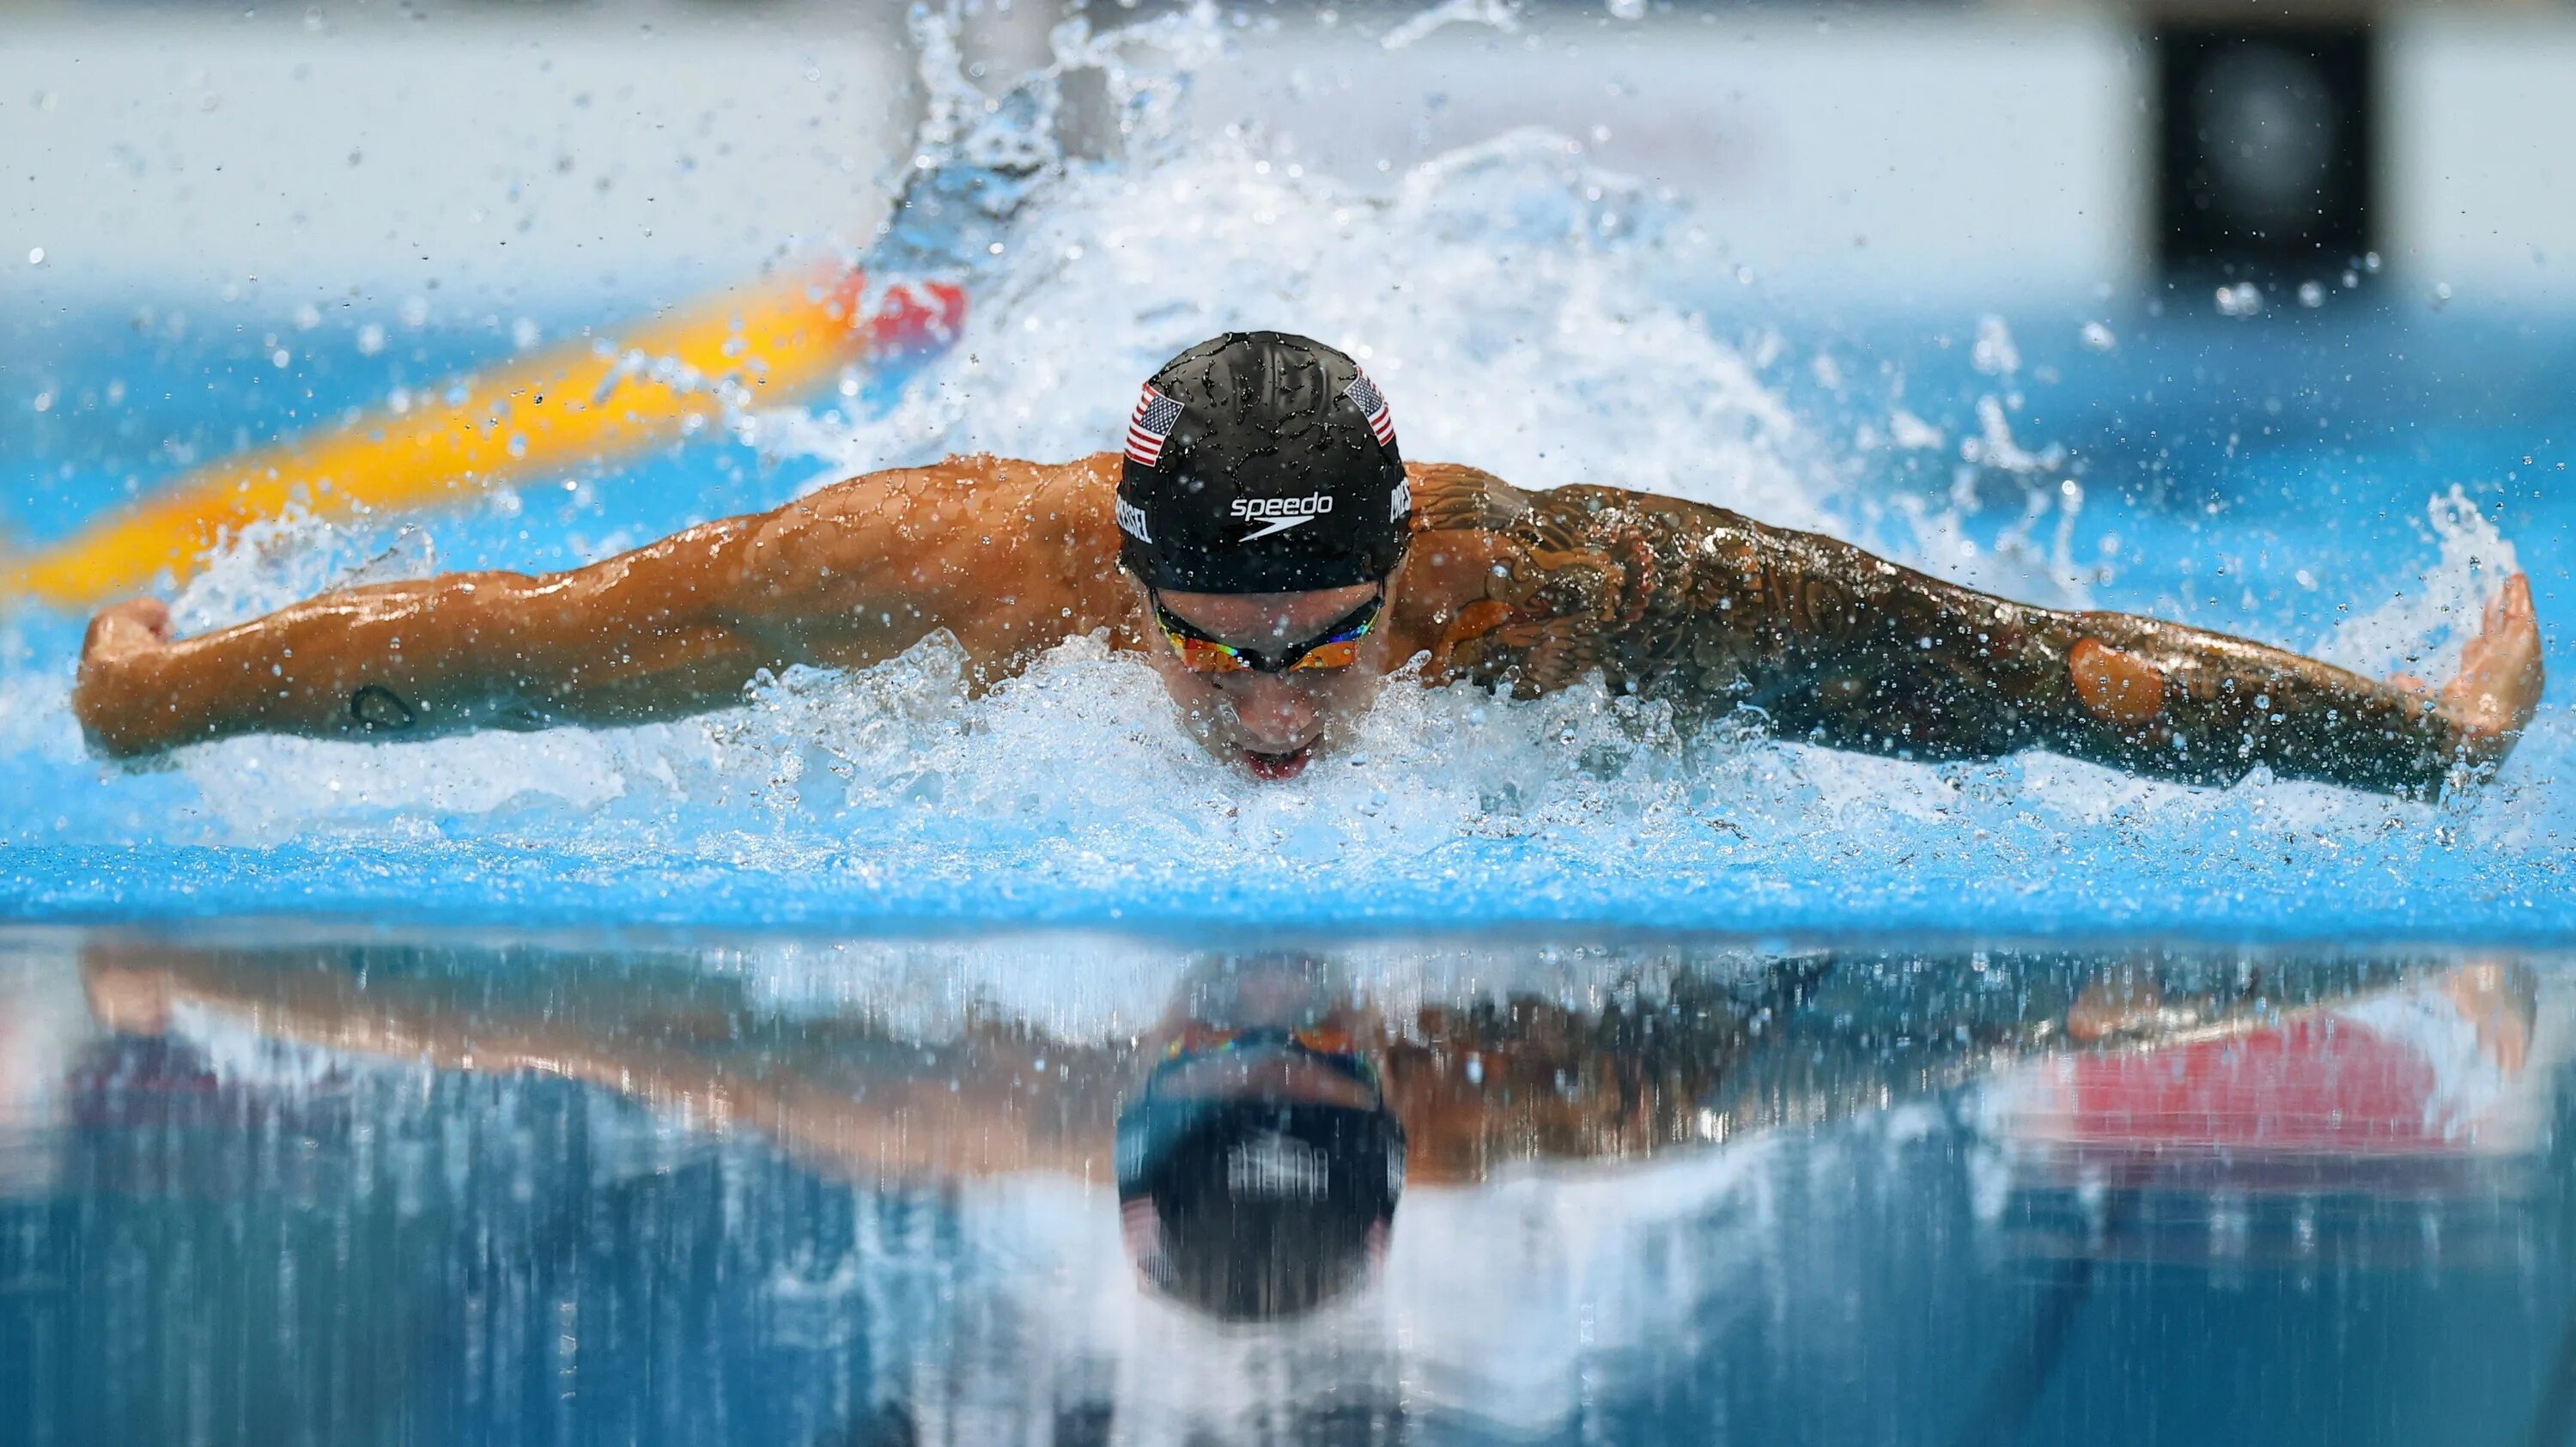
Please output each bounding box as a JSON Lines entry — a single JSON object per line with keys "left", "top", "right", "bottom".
{"left": 788, "top": 452, "right": 1084, "bottom": 510}
{"left": 731, "top": 453, "right": 1121, "bottom": 596}
{"left": 1405, "top": 461, "right": 1533, "bottom": 536}
{"left": 1404, "top": 461, "right": 1765, "bottom": 539}
{"left": 731, "top": 453, "right": 1128, "bottom": 650}
{"left": 770, "top": 453, "right": 1118, "bottom": 538}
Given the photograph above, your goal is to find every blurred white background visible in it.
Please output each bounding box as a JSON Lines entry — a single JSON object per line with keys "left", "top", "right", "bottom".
{"left": 6, "top": 0, "right": 2576, "bottom": 308}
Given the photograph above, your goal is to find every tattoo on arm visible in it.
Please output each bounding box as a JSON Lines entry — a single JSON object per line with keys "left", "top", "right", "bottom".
{"left": 348, "top": 684, "right": 416, "bottom": 733}
{"left": 1424, "top": 479, "right": 2463, "bottom": 798}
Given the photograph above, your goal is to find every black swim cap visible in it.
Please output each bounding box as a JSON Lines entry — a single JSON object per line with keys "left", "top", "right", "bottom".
{"left": 1117, "top": 1091, "right": 1406, "bottom": 1322}
{"left": 1116, "top": 331, "right": 1413, "bottom": 593}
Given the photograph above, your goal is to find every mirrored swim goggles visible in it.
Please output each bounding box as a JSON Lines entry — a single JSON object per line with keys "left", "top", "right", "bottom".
{"left": 1149, "top": 587, "right": 1384, "bottom": 675}
{"left": 1116, "top": 1023, "right": 1404, "bottom": 1220}
{"left": 1142, "top": 1024, "right": 1385, "bottom": 1101}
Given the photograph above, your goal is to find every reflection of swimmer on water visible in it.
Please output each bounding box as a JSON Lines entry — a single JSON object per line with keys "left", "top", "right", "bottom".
{"left": 72, "top": 940, "right": 2537, "bottom": 1322}
{"left": 74, "top": 331, "right": 2541, "bottom": 794}
{"left": 2006, "top": 961, "right": 2544, "bottom": 1177}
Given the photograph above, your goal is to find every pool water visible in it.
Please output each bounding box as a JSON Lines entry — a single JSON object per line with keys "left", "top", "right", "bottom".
{"left": 3, "top": 9, "right": 2573, "bottom": 1444}
{"left": 3, "top": 927, "right": 2571, "bottom": 1447}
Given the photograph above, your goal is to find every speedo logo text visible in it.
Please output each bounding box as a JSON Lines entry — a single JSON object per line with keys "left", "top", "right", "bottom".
{"left": 1232, "top": 493, "right": 1334, "bottom": 542}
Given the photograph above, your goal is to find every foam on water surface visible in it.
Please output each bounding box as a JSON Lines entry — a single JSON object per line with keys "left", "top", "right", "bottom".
{"left": 0, "top": 3, "right": 2566, "bottom": 937}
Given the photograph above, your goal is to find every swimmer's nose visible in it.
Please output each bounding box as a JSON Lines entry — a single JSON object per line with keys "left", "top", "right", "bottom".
{"left": 1224, "top": 673, "right": 1321, "bottom": 751}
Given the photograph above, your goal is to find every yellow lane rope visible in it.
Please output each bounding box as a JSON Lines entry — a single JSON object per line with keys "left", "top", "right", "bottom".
{"left": 9, "top": 271, "right": 964, "bottom": 610}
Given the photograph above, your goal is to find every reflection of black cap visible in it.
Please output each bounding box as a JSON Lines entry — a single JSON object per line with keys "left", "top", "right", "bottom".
{"left": 1117, "top": 1089, "right": 1406, "bottom": 1322}
{"left": 1116, "top": 331, "right": 1412, "bottom": 594}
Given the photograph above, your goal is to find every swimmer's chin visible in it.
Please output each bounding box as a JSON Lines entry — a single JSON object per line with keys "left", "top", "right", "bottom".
{"left": 1242, "top": 745, "right": 1315, "bottom": 781}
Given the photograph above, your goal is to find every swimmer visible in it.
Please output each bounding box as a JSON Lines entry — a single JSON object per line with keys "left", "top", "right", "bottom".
{"left": 75, "top": 331, "right": 2544, "bottom": 795}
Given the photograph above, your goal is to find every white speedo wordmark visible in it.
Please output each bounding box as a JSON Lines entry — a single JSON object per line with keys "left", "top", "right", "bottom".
{"left": 1233, "top": 493, "right": 1334, "bottom": 542}
{"left": 1228, "top": 1132, "right": 1330, "bottom": 1198}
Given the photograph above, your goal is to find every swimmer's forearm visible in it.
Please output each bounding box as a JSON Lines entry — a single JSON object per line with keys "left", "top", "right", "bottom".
{"left": 1681, "top": 503, "right": 2465, "bottom": 793}
{"left": 1455, "top": 484, "right": 2465, "bottom": 797}
{"left": 2025, "top": 606, "right": 2461, "bottom": 797}
{"left": 76, "top": 532, "right": 786, "bottom": 756}
{"left": 80, "top": 575, "right": 520, "bottom": 751}
{"left": 77, "top": 575, "right": 748, "bottom": 754}
{"left": 1730, "top": 545, "right": 2461, "bottom": 796}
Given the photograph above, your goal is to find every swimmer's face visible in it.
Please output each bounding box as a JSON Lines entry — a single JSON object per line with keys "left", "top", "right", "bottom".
{"left": 1136, "top": 578, "right": 1392, "bottom": 781}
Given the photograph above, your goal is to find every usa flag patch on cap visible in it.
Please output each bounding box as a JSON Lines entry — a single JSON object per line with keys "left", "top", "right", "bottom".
{"left": 1125, "top": 385, "right": 1184, "bottom": 468}
{"left": 1344, "top": 371, "right": 1395, "bottom": 447}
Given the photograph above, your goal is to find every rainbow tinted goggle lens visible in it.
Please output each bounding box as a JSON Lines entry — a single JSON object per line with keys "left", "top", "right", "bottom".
{"left": 1140, "top": 1024, "right": 1384, "bottom": 1103}
{"left": 1151, "top": 588, "right": 1383, "bottom": 674}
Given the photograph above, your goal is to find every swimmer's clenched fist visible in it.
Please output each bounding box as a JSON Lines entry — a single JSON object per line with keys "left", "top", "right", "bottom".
{"left": 74, "top": 331, "right": 2545, "bottom": 798}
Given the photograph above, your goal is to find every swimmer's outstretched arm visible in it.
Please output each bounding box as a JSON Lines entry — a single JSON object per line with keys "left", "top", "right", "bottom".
{"left": 1382, "top": 954, "right": 2506, "bottom": 1179}
{"left": 73, "top": 455, "right": 1104, "bottom": 757}
{"left": 74, "top": 517, "right": 786, "bottom": 757}
{"left": 1418, "top": 472, "right": 2544, "bottom": 797}
{"left": 77, "top": 941, "right": 1121, "bottom": 1181}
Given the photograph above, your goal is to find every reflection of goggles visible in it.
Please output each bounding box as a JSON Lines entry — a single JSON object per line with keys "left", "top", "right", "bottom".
{"left": 1121, "top": 1027, "right": 1391, "bottom": 1196}
{"left": 1145, "top": 1024, "right": 1382, "bottom": 1098}
{"left": 1150, "top": 588, "right": 1383, "bottom": 675}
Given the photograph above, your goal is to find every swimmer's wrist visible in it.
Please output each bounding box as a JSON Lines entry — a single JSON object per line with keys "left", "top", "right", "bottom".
{"left": 2439, "top": 706, "right": 2519, "bottom": 781}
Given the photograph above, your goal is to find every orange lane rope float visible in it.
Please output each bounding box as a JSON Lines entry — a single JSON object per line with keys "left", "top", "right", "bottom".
{"left": 10, "top": 269, "right": 964, "bottom": 610}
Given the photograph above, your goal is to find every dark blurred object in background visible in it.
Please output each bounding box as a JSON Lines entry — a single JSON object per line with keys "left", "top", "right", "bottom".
{"left": 2157, "top": 21, "right": 2376, "bottom": 292}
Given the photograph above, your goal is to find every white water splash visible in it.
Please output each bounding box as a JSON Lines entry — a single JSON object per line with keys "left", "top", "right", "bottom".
{"left": 1381, "top": 0, "right": 1522, "bottom": 52}
{"left": 756, "top": 101, "right": 1827, "bottom": 534}
{"left": 167, "top": 505, "right": 438, "bottom": 635}
{"left": 2316, "top": 485, "right": 2519, "bottom": 680}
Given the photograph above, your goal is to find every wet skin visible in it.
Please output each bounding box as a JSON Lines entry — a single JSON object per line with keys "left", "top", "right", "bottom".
{"left": 74, "top": 452, "right": 2545, "bottom": 794}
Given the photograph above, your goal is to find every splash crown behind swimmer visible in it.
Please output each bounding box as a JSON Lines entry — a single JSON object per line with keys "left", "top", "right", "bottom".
{"left": 72, "top": 328, "right": 2541, "bottom": 797}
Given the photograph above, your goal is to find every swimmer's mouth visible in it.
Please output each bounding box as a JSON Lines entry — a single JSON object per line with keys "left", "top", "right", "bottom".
{"left": 1242, "top": 745, "right": 1314, "bottom": 781}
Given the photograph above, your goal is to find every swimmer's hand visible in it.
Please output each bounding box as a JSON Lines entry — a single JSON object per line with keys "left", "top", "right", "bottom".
{"left": 2391, "top": 573, "right": 2544, "bottom": 772}
{"left": 73, "top": 598, "right": 177, "bottom": 759}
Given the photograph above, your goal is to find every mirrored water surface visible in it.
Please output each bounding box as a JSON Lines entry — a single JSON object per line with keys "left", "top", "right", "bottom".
{"left": 3, "top": 927, "right": 2569, "bottom": 1446}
